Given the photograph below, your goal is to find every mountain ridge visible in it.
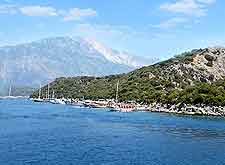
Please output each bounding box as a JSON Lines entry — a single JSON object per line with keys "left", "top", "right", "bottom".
{"left": 0, "top": 36, "right": 157, "bottom": 95}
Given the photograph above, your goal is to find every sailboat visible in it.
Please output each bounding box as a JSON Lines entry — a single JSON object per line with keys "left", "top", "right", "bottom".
{"left": 48, "top": 88, "right": 66, "bottom": 105}
{"left": 53, "top": 98, "right": 66, "bottom": 105}
{"left": 110, "top": 81, "right": 120, "bottom": 111}
{"left": 116, "top": 80, "right": 119, "bottom": 103}
{"left": 33, "top": 84, "right": 44, "bottom": 102}
{"left": 47, "top": 83, "right": 50, "bottom": 100}
{"left": 49, "top": 90, "right": 57, "bottom": 104}
{"left": 8, "top": 85, "right": 11, "bottom": 97}
{"left": 43, "top": 84, "right": 51, "bottom": 103}
{"left": 0, "top": 85, "right": 11, "bottom": 99}
{"left": 110, "top": 80, "right": 136, "bottom": 112}
{"left": 5, "top": 85, "right": 17, "bottom": 99}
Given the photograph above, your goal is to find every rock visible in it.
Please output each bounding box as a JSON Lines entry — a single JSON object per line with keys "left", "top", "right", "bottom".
{"left": 147, "top": 103, "right": 225, "bottom": 117}
{"left": 205, "top": 54, "right": 217, "bottom": 61}
{"left": 206, "top": 61, "right": 213, "bottom": 67}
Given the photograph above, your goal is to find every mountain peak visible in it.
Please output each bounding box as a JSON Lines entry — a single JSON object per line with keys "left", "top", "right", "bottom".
{"left": 85, "top": 38, "right": 157, "bottom": 68}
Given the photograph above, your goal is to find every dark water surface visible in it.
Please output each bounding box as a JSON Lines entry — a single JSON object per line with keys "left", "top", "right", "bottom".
{"left": 0, "top": 99, "right": 225, "bottom": 165}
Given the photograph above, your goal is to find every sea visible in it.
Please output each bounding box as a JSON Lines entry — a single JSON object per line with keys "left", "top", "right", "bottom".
{"left": 0, "top": 99, "right": 225, "bottom": 165}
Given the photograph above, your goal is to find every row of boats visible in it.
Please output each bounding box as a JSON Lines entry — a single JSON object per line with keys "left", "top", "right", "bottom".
{"left": 31, "top": 81, "right": 148, "bottom": 112}
{"left": 31, "top": 97, "right": 148, "bottom": 112}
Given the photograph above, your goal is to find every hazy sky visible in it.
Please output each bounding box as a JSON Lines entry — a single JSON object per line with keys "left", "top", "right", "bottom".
{"left": 0, "top": 0, "right": 224, "bottom": 59}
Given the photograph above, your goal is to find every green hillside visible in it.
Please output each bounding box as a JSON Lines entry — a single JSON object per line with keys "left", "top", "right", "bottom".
{"left": 31, "top": 47, "right": 225, "bottom": 106}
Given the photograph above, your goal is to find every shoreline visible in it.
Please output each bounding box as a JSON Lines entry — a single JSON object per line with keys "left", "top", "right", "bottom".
{"left": 147, "top": 103, "right": 225, "bottom": 117}
{"left": 29, "top": 97, "right": 225, "bottom": 117}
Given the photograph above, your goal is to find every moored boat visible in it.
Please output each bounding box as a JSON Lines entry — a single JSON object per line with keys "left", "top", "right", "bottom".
{"left": 110, "top": 103, "right": 136, "bottom": 112}
{"left": 31, "top": 84, "right": 45, "bottom": 103}
{"left": 71, "top": 100, "right": 85, "bottom": 107}
{"left": 136, "top": 105, "right": 149, "bottom": 111}
{"left": 110, "top": 81, "right": 136, "bottom": 112}
{"left": 33, "top": 98, "right": 44, "bottom": 102}
{"left": 51, "top": 98, "right": 66, "bottom": 105}
{"left": 84, "top": 99, "right": 109, "bottom": 108}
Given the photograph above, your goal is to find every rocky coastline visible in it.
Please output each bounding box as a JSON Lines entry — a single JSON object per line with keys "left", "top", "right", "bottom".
{"left": 147, "top": 103, "right": 225, "bottom": 117}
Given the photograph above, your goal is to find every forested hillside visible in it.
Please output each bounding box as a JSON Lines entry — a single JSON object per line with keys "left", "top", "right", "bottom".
{"left": 31, "top": 47, "right": 225, "bottom": 106}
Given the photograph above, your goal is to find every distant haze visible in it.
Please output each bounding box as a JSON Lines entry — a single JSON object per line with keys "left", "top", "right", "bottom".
{"left": 0, "top": 37, "right": 158, "bottom": 96}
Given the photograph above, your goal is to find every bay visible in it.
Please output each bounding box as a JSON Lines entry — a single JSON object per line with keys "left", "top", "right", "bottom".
{"left": 0, "top": 99, "right": 225, "bottom": 165}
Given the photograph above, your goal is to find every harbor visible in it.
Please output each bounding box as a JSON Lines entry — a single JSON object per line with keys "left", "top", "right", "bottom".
{"left": 30, "top": 81, "right": 148, "bottom": 112}
{"left": 29, "top": 81, "right": 225, "bottom": 116}
{"left": 30, "top": 97, "right": 147, "bottom": 112}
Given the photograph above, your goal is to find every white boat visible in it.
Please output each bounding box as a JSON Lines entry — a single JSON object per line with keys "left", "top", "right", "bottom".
{"left": 49, "top": 98, "right": 66, "bottom": 105}
{"left": 2, "top": 85, "right": 17, "bottom": 99}
{"left": 109, "top": 81, "right": 137, "bottom": 112}
{"left": 32, "top": 84, "right": 44, "bottom": 102}
{"left": 72, "top": 101, "right": 85, "bottom": 107}
{"left": 48, "top": 91, "right": 66, "bottom": 105}
{"left": 84, "top": 99, "right": 109, "bottom": 108}
{"left": 54, "top": 99, "right": 66, "bottom": 105}
{"left": 136, "top": 105, "right": 149, "bottom": 111}
{"left": 48, "top": 90, "right": 57, "bottom": 104}
{"left": 112, "top": 108, "right": 135, "bottom": 112}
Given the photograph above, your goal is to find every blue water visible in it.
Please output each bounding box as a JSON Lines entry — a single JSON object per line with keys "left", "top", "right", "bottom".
{"left": 0, "top": 99, "right": 225, "bottom": 165}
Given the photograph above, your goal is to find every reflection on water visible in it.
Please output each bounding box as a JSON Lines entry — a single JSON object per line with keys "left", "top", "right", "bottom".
{"left": 0, "top": 99, "right": 225, "bottom": 165}
{"left": 163, "top": 127, "right": 225, "bottom": 139}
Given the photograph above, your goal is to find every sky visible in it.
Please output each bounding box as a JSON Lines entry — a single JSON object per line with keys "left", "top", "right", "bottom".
{"left": 0, "top": 0, "right": 224, "bottom": 59}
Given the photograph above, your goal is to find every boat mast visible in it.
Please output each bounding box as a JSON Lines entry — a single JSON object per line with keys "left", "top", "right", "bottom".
{"left": 38, "top": 84, "right": 41, "bottom": 99}
{"left": 8, "top": 85, "right": 12, "bottom": 97}
{"left": 47, "top": 84, "right": 50, "bottom": 100}
{"left": 116, "top": 80, "right": 119, "bottom": 103}
{"left": 52, "top": 90, "right": 55, "bottom": 99}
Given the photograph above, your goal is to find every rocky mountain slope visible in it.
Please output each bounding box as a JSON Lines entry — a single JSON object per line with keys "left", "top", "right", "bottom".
{"left": 153, "top": 47, "right": 225, "bottom": 83}
{"left": 32, "top": 47, "right": 225, "bottom": 107}
{"left": 0, "top": 37, "right": 156, "bottom": 95}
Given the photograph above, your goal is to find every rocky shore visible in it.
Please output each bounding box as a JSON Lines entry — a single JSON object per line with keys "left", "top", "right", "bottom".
{"left": 147, "top": 103, "right": 225, "bottom": 117}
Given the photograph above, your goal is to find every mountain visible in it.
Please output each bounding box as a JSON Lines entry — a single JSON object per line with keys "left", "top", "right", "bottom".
{"left": 86, "top": 39, "right": 157, "bottom": 68}
{"left": 31, "top": 47, "right": 225, "bottom": 107}
{"left": 0, "top": 37, "right": 157, "bottom": 96}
